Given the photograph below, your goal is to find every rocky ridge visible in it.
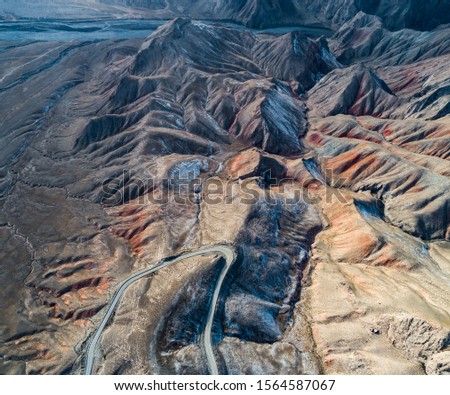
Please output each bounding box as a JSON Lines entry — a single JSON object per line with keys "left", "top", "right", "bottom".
{"left": 0, "top": 4, "right": 449, "bottom": 375}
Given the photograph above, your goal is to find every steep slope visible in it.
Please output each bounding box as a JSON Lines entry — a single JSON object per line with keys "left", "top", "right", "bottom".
{"left": 99, "top": 0, "right": 450, "bottom": 31}
{"left": 78, "top": 18, "right": 339, "bottom": 159}
{"left": 5, "top": 0, "right": 450, "bottom": 32}
{"left": 308, "top": 64, "right": 401, "bottom": 117}
{"left": 0, "top": 20, "right": 332, "bottom": 374}
{"left": 304, "top": 0, "right": 450, "bottom": 31}
{"left": 329, "top": 12, "right": 450, "bottom": 67}
{"left": 378, "top": 55, "right": 450, "bottom": 121}
{"left": 210, "top": 0, "right": 320, "bottom": 29}
{"left": 254, "top": 32, "right": 340, "bottom": 92}
{"left": 101, "top": 0, "right": 322, "bottom": 28}
{"left": 0, "top": 11, "right": 449, "bottom": 377}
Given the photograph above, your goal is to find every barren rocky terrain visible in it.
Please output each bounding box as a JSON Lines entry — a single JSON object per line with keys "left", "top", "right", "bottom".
{"left": 0, "top": 1, "right": 449, "bottom": 375}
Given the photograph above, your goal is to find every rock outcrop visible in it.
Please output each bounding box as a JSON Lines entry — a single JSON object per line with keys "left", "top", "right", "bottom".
{"left": 0, "top": 4, "right": 449, "bottom": 376}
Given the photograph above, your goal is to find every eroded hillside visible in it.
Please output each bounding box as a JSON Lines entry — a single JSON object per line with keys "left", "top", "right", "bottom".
{"left": 0, "top": 8, "right": 449, "bottom": 375}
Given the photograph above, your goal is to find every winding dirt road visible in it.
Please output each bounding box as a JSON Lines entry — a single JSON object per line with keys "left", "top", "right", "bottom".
{"left": 84, "top": 244, "right": 236, "bottom": 375}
